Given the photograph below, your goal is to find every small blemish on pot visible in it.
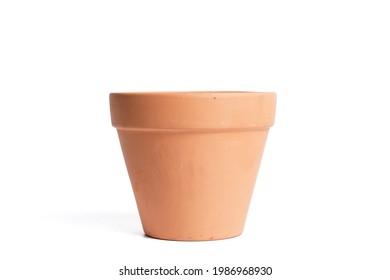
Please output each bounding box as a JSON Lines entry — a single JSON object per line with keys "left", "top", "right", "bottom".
{"left": 209, "top": 236, "right": 214, "bottom": 240}
{"left": 213, "top": 97, "right": 216, "bottom": 100}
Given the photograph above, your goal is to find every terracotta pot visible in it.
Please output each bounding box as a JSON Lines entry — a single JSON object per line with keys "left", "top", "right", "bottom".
{"left": 110, "top": 91, "right": 276, "bottom": 241}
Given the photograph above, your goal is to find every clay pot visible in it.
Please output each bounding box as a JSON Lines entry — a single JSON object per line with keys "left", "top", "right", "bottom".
{"left": 110, "top": 91, "right": 276, "bottom": 241}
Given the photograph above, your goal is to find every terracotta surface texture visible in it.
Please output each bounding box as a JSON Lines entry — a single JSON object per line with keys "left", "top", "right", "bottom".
{"left": 110, "top": 91, "right": 276, "bottom": 241}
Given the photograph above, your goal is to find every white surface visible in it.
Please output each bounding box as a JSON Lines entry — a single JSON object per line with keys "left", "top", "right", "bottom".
{"left": 1, "top": 0, "right": 389, "bottom": 279}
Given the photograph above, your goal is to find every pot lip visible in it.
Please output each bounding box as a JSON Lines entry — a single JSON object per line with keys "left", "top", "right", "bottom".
{"left": 110, "top": 91, "right": 276, "bottom": 131}
{"left": 110, "top": 91, "right": 275, "bottom": 97}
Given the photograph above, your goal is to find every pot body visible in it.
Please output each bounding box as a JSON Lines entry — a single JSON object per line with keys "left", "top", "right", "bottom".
{"left": 110, "top": 92, "right": 276, "bottom": 240}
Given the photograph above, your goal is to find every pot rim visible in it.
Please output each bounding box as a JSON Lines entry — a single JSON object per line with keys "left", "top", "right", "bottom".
{"left": 110, "top": 91, "right": 275, "bottom": 96}
{"left": 110, "top": 91, "right": 276, "bottom": 131}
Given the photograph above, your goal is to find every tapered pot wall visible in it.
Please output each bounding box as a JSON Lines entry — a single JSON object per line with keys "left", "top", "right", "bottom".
{"left": 110, "top": 92, "right": 276, "bottom": 241}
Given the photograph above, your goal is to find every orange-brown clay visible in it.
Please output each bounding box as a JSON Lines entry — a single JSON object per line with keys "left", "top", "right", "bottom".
{"left": 110, "top": 92, "right": 276, "bottom": 240}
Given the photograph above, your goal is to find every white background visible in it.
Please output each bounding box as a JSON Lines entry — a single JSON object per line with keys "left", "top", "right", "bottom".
{"left": 1, "top": 0, "right": 389, "bottom": 279}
